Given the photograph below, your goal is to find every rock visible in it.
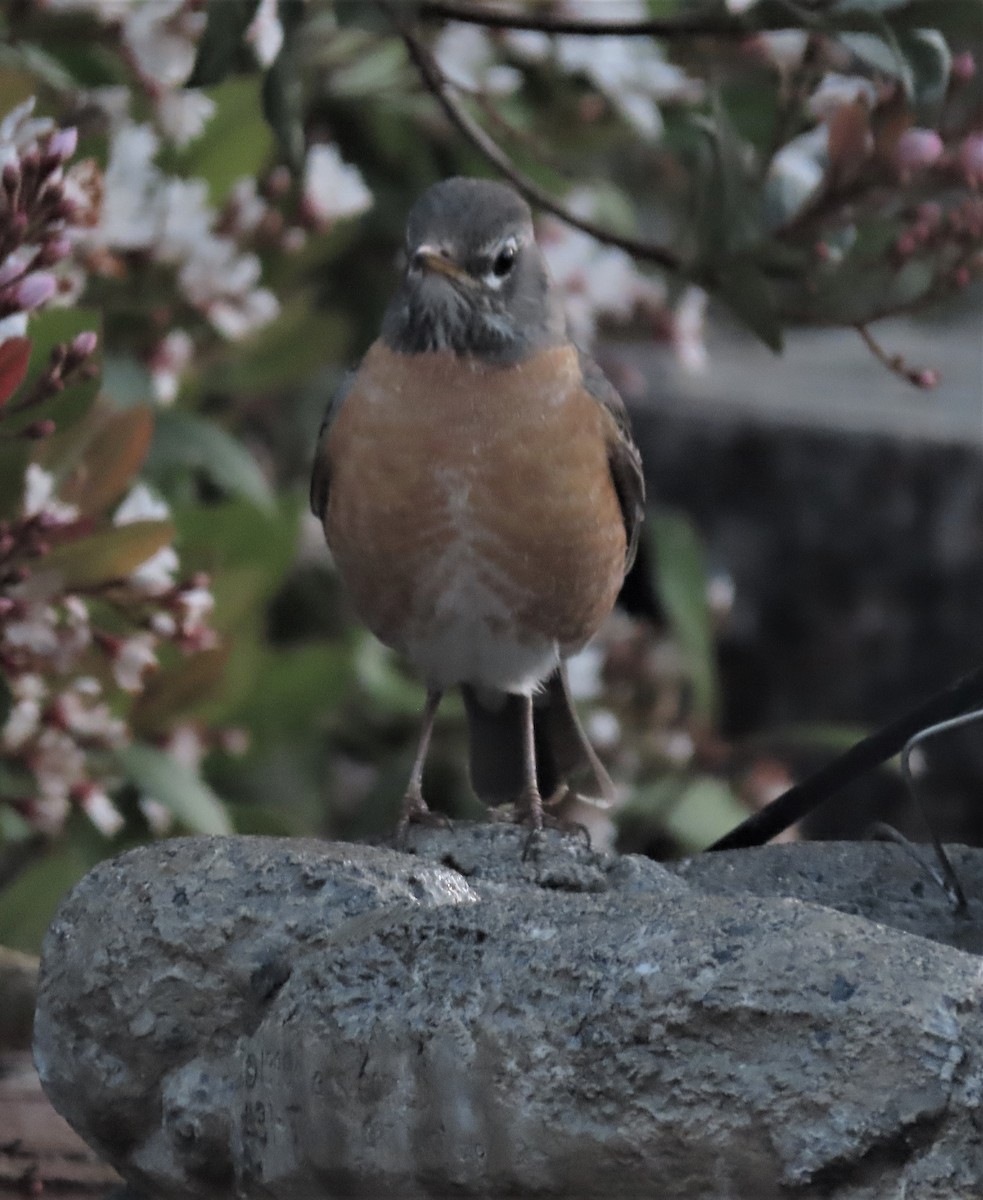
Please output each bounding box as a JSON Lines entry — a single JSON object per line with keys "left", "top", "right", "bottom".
{"left": 33, "top": 827, "right": 983, "bottom": 1199}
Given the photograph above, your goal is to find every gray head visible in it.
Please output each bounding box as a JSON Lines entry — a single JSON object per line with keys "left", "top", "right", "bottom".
{"left": 381, "top": 177, "right": 566, "bottom": 360}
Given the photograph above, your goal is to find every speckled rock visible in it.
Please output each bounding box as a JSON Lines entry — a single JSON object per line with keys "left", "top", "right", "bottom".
{"left": 33, "top": 828, "right": 983, "bottom": 1199}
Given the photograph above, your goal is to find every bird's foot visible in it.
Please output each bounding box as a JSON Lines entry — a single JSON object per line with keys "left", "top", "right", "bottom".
{"left": 393, "top": 787, "right": 450, "bottom": 848}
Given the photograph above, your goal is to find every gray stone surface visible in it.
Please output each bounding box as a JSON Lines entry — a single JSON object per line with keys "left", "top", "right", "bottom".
{"left": 33, "top": 828, "right": 983, "bottom": 1199}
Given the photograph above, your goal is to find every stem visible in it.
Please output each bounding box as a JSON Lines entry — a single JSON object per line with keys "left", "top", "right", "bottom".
{"left": 415, "top": 1, "right": 760, "bottom": 38}
{"left": 384, "top": 1, "right": 683, "bottom": 273}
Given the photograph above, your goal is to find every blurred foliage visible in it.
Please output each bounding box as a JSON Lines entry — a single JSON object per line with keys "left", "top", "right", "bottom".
{"left": 0, "top": 0, "right": 981, "bottom": 952}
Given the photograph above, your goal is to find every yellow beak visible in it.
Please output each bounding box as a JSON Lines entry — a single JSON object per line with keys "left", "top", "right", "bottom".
{"left": 413, "top": 246, "right": 472, "bottom": 287}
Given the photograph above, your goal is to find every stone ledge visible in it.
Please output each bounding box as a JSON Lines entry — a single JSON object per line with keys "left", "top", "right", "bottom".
{"left": 33, "top": 828, "right": 983, "bottom": 1199}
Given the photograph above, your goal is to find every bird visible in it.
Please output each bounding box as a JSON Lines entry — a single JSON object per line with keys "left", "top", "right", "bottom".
{"left": 310, "top": 176, "right": 644, "bottom": 834}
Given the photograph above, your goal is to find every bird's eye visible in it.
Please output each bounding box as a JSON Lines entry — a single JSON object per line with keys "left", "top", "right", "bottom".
{"left": 492, "top": 242, "right": 517, "bottom": 277}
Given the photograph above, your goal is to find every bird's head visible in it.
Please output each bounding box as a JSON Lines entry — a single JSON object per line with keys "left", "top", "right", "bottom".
{"left": 381, "top": 177, "right": 565, "bottom": 360}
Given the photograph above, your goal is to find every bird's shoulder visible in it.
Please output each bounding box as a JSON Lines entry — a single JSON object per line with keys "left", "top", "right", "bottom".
{"left": 574, "top": 347, "right": 646, "bottom": 572}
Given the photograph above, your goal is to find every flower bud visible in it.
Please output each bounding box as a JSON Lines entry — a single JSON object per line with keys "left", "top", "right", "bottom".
{"left": 894, "top": 128, "right": 944, "bottom": 175}
{"left": 959, "top": 134, "right": 983, "bottom": 187}
{"left": 37, "top": 236, "right": 72, "bottom": 265}
{"left": 909, "top": 368, "right": 939, "bottom": 389}
{"left": 23, "top": 418, "right": 56, "bottom": 439}
{"left": 952, "top": 51, "right": 976, "bottom": 83}
{"left": 70, "top": 330, "right": 98, "bottom": 359}
{"left": 47, "top": 126, "right": 78, "bottom": 161}
{"left": 15, "top": 272, "right": 57, "bottom": 311}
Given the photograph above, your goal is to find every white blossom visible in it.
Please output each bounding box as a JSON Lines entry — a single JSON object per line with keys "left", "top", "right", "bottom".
{"left": 34, "top": 726, "right": 86, "bottom": 804}
{"left": 302, "top": 144, "right": 373, "bottom": 225}
{"left": 114, "top": 484, "right": 178, "bottom": 592}
{"left": 115, "top": 482, "right": 171, "bottom": 525}
{"left": 139, "top": 795, "right": 174, "bottom": 834}
{"left": 166, "top": 723, "right": 204, "bottom": 770}
{"left": 0, "top": 97, "right": 53, "bottom": 169}
{"left": 0, "top": 313, "right": 28, "bottom": 342}
{"left": 113, "top": 632, "right": 158, "bottom": 693}
{"left": 149, "top": 328, "right": 194, "bottom": 406}
{"left": 587, "top": 708, "right": 621, "bottom": 751}
{"left": 566, "top": 644, "right": 604, "bottom": 700}
{"left": 91, "top": 123, "right": 280, "bottom": 339}
{"left": 23, "top": 464, "right": 80, "bottom": 524}
{"left": 246, "top": 0, "right": 284, "bottom": 67}
{"left": 673, "top": 287, "right": 708, "bottom": 374}
{"left": 157, "top": 89, "right": 216, "bottom": 147}
{"left": 80, "top": 785, "right": 125, "bottom": 836}
{"left": 434, "top": 23, "right": 522, "bottom": 95}
{"left": 56, "top": 683, "right": 127, "bottom": 746}
{"left": 807, "top": 74, "right": 878, "bottom": 122}
{"left": 122, "top": 0, "right": 204, "bottom": 90}
{"left": 3, "top": 601, "right": 60, "bottom": 655}
{"left": 539, "top": 194, "right": 663, "bottom": 343}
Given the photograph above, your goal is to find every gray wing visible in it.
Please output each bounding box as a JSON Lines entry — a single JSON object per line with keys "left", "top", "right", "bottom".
{"left": 577, "top": 349, "right": 646, "bottom": 572}
{"left": 309, "top": 369, "right": 356, "bottom": 520}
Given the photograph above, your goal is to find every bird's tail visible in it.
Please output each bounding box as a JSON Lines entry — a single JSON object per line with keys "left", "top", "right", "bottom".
{"left": 461, "top": 664, "right": 614, "bottom": 807}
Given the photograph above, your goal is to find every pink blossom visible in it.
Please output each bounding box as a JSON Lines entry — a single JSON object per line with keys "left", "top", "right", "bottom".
{"left": 959, "top": 134, "right": 983, "bottom": 186}
{"left": 47, "top": 126, "right": 78, "bottom": 161}
{"left": 15, "top": 272, "right": 58, "bottom": 311}
{"left": 894, "top": 128, "right": 944, "bottom": 175}
{"left": 952, "top": 51, "right": 976, "bottom": 83}
{"left": 70, "top": 329, "right": 98, "bottom": 358}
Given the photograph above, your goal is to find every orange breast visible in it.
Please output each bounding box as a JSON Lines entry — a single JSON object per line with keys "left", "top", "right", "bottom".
{"left": 321, "top": 340, "right": 626, "bottom": 672}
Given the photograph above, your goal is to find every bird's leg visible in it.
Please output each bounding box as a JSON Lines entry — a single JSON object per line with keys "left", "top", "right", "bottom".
{"left": 515, "top": 692, "right": 545, "bottom": 843}
{"left": 396, "top": 688, "right": 444, "bottom": 836}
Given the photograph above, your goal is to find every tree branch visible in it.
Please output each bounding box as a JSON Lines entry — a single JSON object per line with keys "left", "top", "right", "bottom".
{"left": 708, "top": 665, "right": 983, "bottom": 852}
{"left": 415, "top": 0, "right": 752, "bottom": 38}
{"left": 383, "top": 1, "right": 683, "bottom": 273}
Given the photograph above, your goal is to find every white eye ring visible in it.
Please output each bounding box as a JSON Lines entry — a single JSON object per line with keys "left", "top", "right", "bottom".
{"left": 482, "top": 237, "right": 519, "bottom": 290}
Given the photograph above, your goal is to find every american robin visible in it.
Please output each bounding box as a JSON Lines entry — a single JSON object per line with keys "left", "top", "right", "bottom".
{"left": 311, "top": 177, "right": 644, "bottom": 831}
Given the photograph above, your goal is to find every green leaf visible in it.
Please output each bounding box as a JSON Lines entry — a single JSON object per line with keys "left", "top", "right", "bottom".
{"left": 174, "top": 75, "right": 275, "bottom": 205}
{"left": 38, "top": 520, "right": 174, "bottom": 590}
{"left": 0, "top": 843, "right": 98, "bottom": 954}
{"left": 899, "top": 28, "right": 951, "bottom": 115}
{"left": 355, "top": 636, "right": 426, "bottom": 718}
{"left": 61, "top": 406, "right": 155, "bottom": 516}
{"left": 838, "top": 32, "right": 912, "bottom": 92}
{"left": 188, "top": 0, "right": 257, "bottom": 87}
{"left": 648, "top": 509, "right": 719, "bottom": 722}
{"left": 894, "top": 0, "right": 983, "bottom": 40}
{"left": 115, "top": 743, "right": 233, "bottom": 835}
{"left": 713, "top": 258, "right": 784, "bottom": 352}
{"left": 237, "top": 643, "right": 355, "bottom": 738}
{"left": 147, "top": 411, "right": 274, "bottom": 511}
{"left": 204, "top": 298, "right": 348, "bottom": 397}
{"left": 130, "top": 646, "right": 231, "bottom": 736}
{"left": 662, "top": 776, "right": 750, "bottom": 853}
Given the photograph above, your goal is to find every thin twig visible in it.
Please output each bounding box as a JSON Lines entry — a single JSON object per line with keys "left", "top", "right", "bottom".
{"left": 856, "top": 323, "right": 938, "bottom": 389}
{"left": 898, "top": 708, "right": 983, "bottom": 912}
{"left": 709, "top": 664, "right": 983, "bottom": 852}
{"left": 382, "top": 1, "right": 683, "bottom": 273}
{"left": 869, "top": 822, "right": 962, "bottom": 912}
{"left": 415, "top": 0, "right": 752, "bottom": 38}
